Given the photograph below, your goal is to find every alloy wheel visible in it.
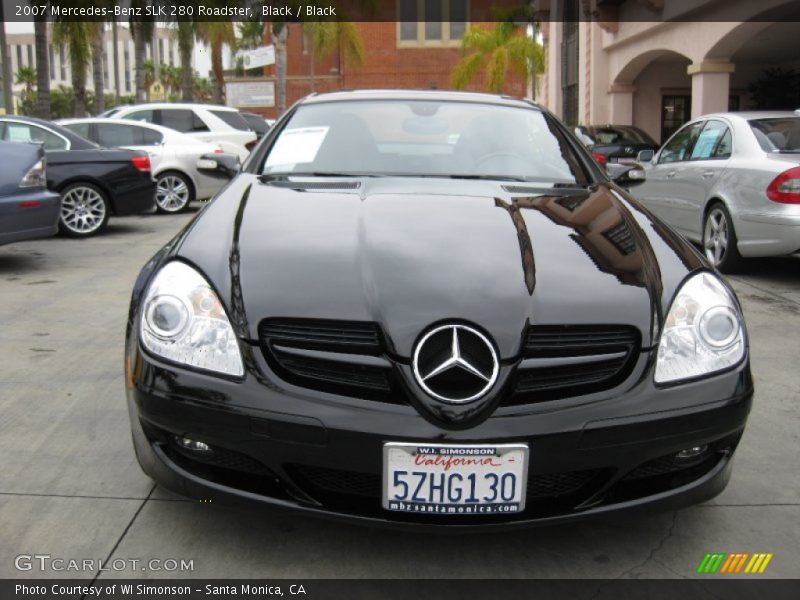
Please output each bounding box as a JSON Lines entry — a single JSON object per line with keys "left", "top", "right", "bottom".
{"left": 60, "top": 186, "right": 107, "bottom": 235}
{"left": 156, "top": 174, "right": 191, "bottom": 213}
{"left": 704, "top": 208, "right": 729, "bottom": 266}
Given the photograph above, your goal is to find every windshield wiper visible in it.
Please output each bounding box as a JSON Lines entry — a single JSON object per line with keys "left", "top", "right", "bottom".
{"left": 259, "top": 172, "right": 384, "bottom": 182}
{"left": 446, "top": 174, "right": 531, "bottom": 182}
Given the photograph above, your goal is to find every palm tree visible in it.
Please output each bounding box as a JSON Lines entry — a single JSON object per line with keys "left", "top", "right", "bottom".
{"left": 0, "top": 5, "right": 14, "bottom": 113}
{"left": 175, "top": 20, "right": 195, "bottom": 101}
{"left": 33, "top": 13, "right": 51, "bottom": 118}
{"left": 195, "top": 22, "right": 235, "bottom": 104}
{"left": 52, "top": 21, "right": 92, "bottom": 116}
{"left": 451, "top": 21, "right": 543, "bottom": 94}
{"left": 90, "top": 23, "right": 106, "bottom": 114}
{"left": 129, "top": 3, "right": 154, "bottom": 103}
{"left": 272, "top": 23, "right": 288, "bottom": 114}
{"left": 302, "top": 21, "right": 365, "bottom": 92}
{"left": 15, "top": 66, "right": 37, "bottom": 114}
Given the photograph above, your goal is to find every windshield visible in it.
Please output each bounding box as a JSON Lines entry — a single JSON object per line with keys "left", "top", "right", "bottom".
{"left": 749, "top": 117, "right": 800, "bottom": 153}
{"left": 260, "top": 100, "right": 591, "bottom": 184}
{"left": 584, "top": 126, "right": 656, "bottom": 146}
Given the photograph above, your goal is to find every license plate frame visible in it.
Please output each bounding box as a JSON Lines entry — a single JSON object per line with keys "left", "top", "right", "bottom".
{"left": 382, "top": 442, "right": 529, "bottom": 515}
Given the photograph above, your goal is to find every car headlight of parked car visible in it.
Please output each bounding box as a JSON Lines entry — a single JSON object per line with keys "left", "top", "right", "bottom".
{"left": 655, "top": 272, "right": 745, "bottom": 384}
{"left": 19, "top": 158, "right": 47, "bottom": 188}
{"left": 140, "top": 261, "right": 244, "bottom": 377}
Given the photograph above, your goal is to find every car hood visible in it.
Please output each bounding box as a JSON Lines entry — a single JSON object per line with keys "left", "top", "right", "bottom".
{"left": 177, "top": 176, "right": 704, "bottom": 357}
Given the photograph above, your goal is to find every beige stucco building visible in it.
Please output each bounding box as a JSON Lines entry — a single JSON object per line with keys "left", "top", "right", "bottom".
{"left": 537, "top": 0, "right": 800, "bottom": 143}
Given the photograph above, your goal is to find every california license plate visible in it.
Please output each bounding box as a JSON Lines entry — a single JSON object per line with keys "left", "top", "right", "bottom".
{"left": 382, "top": 443, "right": 528, "bottom": 515}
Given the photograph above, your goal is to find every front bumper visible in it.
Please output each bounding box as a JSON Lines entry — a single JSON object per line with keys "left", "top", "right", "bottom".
{"left": 126, "top": 338, "right": 752, "bottom": 530}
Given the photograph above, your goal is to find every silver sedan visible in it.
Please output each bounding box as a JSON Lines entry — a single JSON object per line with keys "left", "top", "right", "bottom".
{"left": 632, "top": 111, "right": 800, "bottom": 272}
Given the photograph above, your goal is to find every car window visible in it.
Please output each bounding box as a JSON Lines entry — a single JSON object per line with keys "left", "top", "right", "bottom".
{"left": 210, "top": 109, "right": 251, "bottom": 131}
{"left": 159, "top": 109, "right": 209, "bottom": 133}
{"left": 3, "top": 122, "right": 68, "bottom": 150}
{"left": 140, "top": 128, "right": 163, "bottom": 145}
{"left": 96, "top": 123, "right": 140, "bottom": 147}
{"left": 260, "top": 100, "right": 592, "bottom": 185}
{"left": 658, "top": 122, "right": 704, "bottom": 164}
{"left": 63, "top": 122, "right": 91, "bottom": 139}
{"left": 587, "top": 126, "right": 656, "bottom": 146}
{"left": 690, "top": 120, "right": 732, "bottom": 160}
{"left": 749, "top": 117, "right": 800, "bottom": 152}
{"left": 125, "top": 110, "right": 154, "bottom": 123}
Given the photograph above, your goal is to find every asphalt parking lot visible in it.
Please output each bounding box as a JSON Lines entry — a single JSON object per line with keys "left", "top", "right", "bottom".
{"left": 1, "top": 209, "right": 798, "bottom": 580}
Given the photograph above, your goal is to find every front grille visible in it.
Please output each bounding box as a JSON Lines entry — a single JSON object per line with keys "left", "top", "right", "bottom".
{"left": 289, "top": 464, "right": 381, "bottom": 498}
{"left": 526, "top": 469, "right": 603, "bottom": 499}
{"left": 260, "top": 318, "right": 382, "bottom": 354}
{"left": 507, "top": 325, "right": 640, "bottom": 405}
{"left": 259, "top": 318, "right": 402, "bottom": 402}
{"left": 289, "top": 464, "right": 604, "bottom": 506}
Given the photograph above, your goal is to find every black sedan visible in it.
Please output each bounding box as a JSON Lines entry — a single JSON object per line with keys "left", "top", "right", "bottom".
{"left": 576, "top": 124, "right": 659, "bottom": 168}
{"left": 126, "top": 90, "right": 752, "bottom": 529}
{"left": 0, "top": 141, "right": 61, "bottom": 246}
{"left": 0, "top": 116, "right": 155, "bottom": 237}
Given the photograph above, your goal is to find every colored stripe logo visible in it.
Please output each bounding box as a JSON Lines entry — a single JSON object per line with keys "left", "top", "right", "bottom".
{"left": 697, "top": 553, "right": 773, "bottom": 574}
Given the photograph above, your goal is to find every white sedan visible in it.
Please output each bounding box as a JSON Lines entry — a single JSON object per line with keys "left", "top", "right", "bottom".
{"left": 632, "top": 111, "right": 800, "bottom": 272}
{"left": 59, "top": 118, "right": 239, "bottom": 214}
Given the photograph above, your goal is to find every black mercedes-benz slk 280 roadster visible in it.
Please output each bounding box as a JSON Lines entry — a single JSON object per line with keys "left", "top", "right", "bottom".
{"left": 125, "top": 90, "right": 752, "bottom": 529}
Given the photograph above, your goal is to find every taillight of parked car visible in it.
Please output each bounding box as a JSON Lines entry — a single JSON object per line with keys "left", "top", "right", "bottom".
{"left": 130, "top": 155, "right": 151, "bottom": 173}
{"left": 767, "top": 167, "right": 800, "bottom": 203}
{"left": 592, "top": 152, "right": 608, "bottom": 166}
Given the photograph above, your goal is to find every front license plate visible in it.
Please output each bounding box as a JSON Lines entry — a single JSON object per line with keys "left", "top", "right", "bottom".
{"left": 382, "top": 443, "right": 529, "bottom": 515}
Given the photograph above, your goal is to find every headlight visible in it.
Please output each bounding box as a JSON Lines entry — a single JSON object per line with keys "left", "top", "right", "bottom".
{"left": 655, "top": 272, "right": 745, "bottom": 384}
{"left": 140, "top": 261, "right": 244, "bottom": 377}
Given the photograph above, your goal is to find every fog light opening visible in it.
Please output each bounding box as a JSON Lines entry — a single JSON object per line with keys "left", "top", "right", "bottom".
{"left": 175, "top": 436, "right": 213, "bottom": 454}
{"left": 675, "top": 445, "right": 708, "bottom": 460}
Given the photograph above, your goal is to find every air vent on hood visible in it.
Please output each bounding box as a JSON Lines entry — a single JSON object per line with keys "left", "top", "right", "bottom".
{"left": 266, "top": 180, "right": 361, "bottom": 190}
{"left": 259, "top": 318, "right": 404, "bottom": 403}
{"left": 505, "top": 324, "right": 640, "bottom": 405}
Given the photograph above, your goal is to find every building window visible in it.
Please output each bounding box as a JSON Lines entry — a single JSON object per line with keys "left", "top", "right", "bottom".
{"left": 158, "top": 38, "right": 164, "bottom": 66}
{"left": 49, "top": 46, "right": 55, "bottom": 80}
{"left": 169, "top": 42, "right": 175, "bottom": 66}
{"left": 16, "top": 45, "right": 23, "bottom": 70}
{"left": 397, "top": 0, "right": 468, "bottom": 46}
{"left": 661, "top": 95, "right": 691, "bottom": 144}
{"left": 561, "top": 0, "right": 579, "bottom": 127}
{"left": 26, "top": 44, "right": 33, "bottom": 67}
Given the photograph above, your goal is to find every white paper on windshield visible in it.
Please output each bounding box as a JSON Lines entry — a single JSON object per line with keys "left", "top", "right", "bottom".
{"left": 265, "top": 126, "right": 330, "bottom": 168}
{"left": 7, "top": 125, "right": 33, "bottom": 143}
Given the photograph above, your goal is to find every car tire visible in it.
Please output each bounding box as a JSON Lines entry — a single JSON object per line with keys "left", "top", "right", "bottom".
{"left": 155, "top": 171, "right": 194, "bottom": 214}
{"left": 58, "top": 182, "right": 110, "bottom": 238}
{"left": 703, "top": 202, "right": 743, "bottom": 273}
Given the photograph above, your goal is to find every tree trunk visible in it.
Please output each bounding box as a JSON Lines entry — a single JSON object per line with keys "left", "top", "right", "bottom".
{"left": 72, "top": 60, "right": 87, "bottom": 117}
{"left": 92, "top": 27, "right": 105, "bottom": 114}
{"left": 132, "top": 22, "right": 147, "bottom": 103}
{"left": 211, "top": 39, "right": 224, "bottom": 104}
{"left": 178, "top": 22, "right": 193, "bottom": 102}
{"left": 34, "top": 17, "right": 51, "bottom": 118}
{"left": 0, "top": 6, "right": 13, "bottom": 114}
{"left": 274, "top": 25, "right": 288, "bottom": 115}
{"left": 112, "top": 19, "right": 120, "bottom": 102}
{"left": 308, "top": 34, "right": 316, "bottom": 93}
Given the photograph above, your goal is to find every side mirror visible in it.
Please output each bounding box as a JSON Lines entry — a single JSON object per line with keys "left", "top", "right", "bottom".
{"left": 612, "top": 165, "right": 646, "bottom": 187}
{"left": 636, "top": 149, "right": 655, "bottom": 163}
{"left": 197, "top": 153, "right": 241, "bottom": 180}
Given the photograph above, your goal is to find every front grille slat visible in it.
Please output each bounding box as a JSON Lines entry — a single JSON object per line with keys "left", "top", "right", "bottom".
{"left": 259, "top": 318, "right": 401, "bottom": 402}
{"left": 507, "top": 325, "right": 640, "bottom": 405}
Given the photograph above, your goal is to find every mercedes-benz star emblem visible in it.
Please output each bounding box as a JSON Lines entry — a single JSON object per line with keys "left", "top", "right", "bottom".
{"left": 625, "top": 146, "right": 634, "bottom": 154}
{"left": 412, "top": 324, "right": 499, "bottom": 404}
